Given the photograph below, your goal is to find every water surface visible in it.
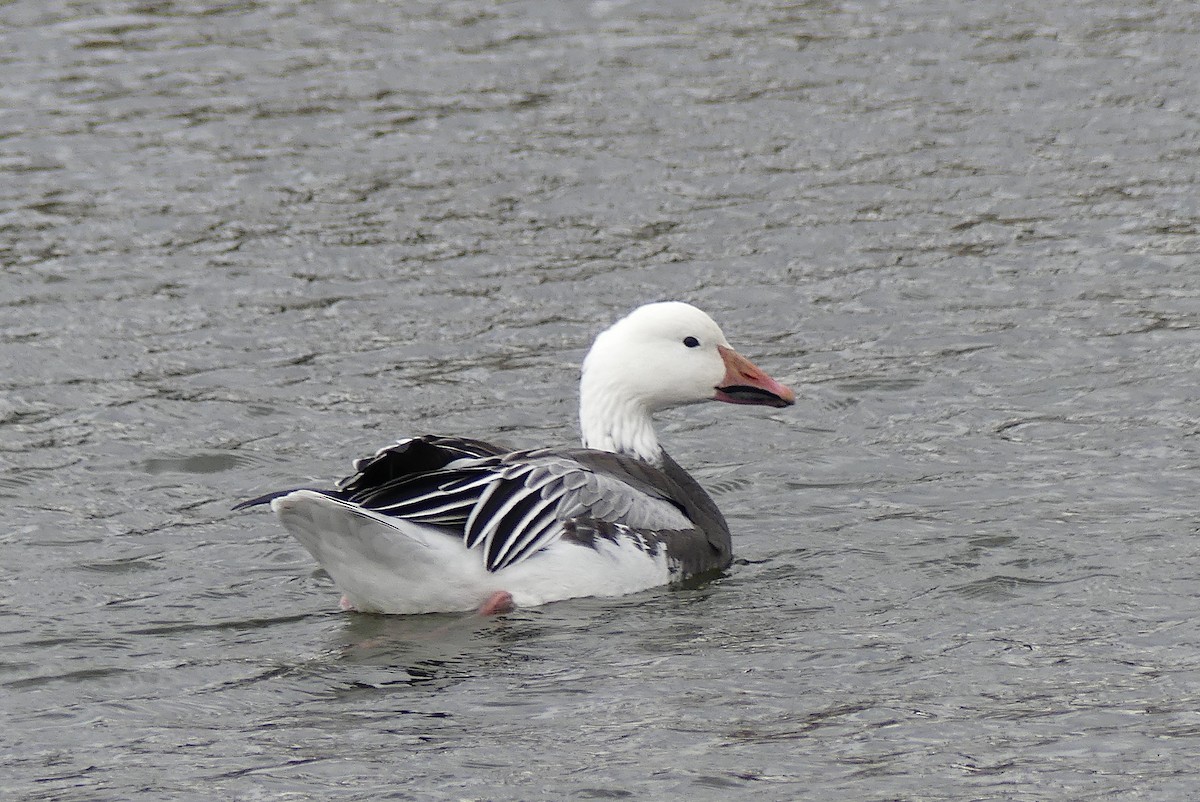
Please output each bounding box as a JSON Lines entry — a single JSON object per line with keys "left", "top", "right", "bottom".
{"left": 2, "top": 1, "right": 1198, "bottom": 799}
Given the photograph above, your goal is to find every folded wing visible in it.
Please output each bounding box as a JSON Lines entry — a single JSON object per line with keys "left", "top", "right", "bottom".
{"left": 320, "top": 436, "right": 696, "bottom": 572}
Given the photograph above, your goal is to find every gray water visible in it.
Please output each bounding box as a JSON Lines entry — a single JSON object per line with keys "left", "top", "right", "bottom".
{"left": 3, "top": 1, "right": 1198, "bottom": 799}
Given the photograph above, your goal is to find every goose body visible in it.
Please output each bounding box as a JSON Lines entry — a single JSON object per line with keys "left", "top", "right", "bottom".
{"left": 235, "top": 302, "right": 794, "bottom": 614}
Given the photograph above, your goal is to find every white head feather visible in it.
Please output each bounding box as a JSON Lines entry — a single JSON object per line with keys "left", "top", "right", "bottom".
{"left": 579, "top": 302, "right": 737, "bottom": 463}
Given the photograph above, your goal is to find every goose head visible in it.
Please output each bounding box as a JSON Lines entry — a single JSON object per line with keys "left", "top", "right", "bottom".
{"left": 579, "top": 301, "right": 794, "bottom": 462}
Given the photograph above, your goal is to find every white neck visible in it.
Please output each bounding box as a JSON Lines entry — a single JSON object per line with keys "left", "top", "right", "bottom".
{"left": 579, "top": 381, "right": 663, "bottom": 464}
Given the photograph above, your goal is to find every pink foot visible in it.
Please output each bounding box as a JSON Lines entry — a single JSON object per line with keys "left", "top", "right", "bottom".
{"left": 477, "top": 590, "right": 514, "bottom": 616}
{"left": 339, "top": 594, "right": 357, "bottom": 612}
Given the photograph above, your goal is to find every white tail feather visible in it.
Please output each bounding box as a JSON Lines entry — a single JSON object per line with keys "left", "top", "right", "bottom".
{"left": 272, "top": 490, "right": 493, "bottom": 614}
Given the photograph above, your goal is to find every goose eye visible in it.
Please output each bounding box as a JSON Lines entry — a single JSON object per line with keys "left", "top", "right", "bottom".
{"left": 683, "top": 336, "right": 700, "bottom": 348}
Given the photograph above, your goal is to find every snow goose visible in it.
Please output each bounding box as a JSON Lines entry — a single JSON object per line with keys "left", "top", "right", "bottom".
{"left": 235, "top": 301, "right": 794, "bottom": 614}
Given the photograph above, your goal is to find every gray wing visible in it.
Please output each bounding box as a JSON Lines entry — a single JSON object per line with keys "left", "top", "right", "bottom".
{"left": 462, "top": 452, "right": 694, "bottom": 571}
{"left": 340, "top": 448, "right": 694, "bottom": 573}
{"left": 236, "top": 435, "right": 729, "bottom": 577}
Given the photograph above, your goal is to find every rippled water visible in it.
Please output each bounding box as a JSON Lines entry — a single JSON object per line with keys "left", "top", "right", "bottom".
{"left": 3, "top": 1, "right": 1199, "bottom": 799}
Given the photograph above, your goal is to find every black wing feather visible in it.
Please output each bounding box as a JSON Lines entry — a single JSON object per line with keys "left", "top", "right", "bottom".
{"left": 235, "top": 435, "right": 731, "bottom": 576}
